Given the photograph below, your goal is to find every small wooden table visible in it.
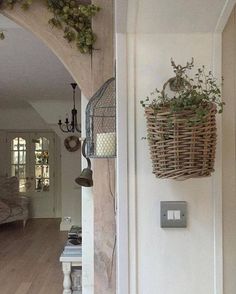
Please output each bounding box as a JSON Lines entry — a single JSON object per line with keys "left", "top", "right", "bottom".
{"left": 60, "top": 253, "right": 82, "bottom": 294}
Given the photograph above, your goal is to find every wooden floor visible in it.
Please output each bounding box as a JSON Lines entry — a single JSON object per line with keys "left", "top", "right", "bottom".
{"left": 0, "top": 219, "right": 67, "bottom": 294}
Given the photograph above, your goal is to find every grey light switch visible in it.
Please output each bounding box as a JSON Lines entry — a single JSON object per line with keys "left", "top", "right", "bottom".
{"left": 161, "top": 201, "right": 187, "bottom": 228}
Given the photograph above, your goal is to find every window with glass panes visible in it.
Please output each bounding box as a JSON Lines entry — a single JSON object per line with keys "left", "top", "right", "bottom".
{"left": 34, "top": 137, "right": 50, "bottom": 192}
{"left": 11, "top": 137, "right": 27, "bottom": 193}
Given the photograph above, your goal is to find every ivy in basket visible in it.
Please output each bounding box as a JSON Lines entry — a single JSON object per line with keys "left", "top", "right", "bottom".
{"left": 140, "top": 58, "right": 224, "bottom": 124}
{"left": 140, "top": 59, "right": 225, "bottom": 180}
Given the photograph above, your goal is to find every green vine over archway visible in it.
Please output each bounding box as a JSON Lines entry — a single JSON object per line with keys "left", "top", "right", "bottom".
{"left": 0, "top": 0, "right": 100, "bottom": 54}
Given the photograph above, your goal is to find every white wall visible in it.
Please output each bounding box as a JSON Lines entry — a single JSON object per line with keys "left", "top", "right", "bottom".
{"left": 30, "top": 100, "right": 82, "bottom": 229}
{"left": 0, "top": 105, "right": 50, "bottom": 130}
{"left": 58, "top": 130, "right": 82, "bottom": 229}
{"left": 0, "top": 105, "right": 50, "bottom": 176}
{"left": 136, "top": 33, "right": 216, "bottom": 294}
{"left": 118, "top": 32, "right": 221, "bottom": 294}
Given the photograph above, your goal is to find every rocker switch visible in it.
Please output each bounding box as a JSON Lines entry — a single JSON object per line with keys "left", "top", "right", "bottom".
{"left": 161, "top": 201, "right": 187, "bottom": 228}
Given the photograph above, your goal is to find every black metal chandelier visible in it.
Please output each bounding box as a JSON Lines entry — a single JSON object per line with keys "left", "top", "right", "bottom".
{"left": 58, "top": 83, "right": 81, "bottom": 133}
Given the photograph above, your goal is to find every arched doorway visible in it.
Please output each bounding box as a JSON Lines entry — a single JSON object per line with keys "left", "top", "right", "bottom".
{"left": 0, "top": 1, "right": 116, "bottom": 293}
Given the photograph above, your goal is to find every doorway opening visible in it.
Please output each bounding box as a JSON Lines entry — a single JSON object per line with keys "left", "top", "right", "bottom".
{"left": 0, "top": 13, "right": 82, "bottom": 293}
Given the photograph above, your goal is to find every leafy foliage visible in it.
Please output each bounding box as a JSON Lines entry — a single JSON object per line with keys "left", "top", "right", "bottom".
{"left": 0, "top": 31, "right": 5, "bottom": 40}
{"left": 140, "top": 61, "right": 224, "bottom": 125}
{"left": 0, "top": 0, "right": 100, "bottom": 54}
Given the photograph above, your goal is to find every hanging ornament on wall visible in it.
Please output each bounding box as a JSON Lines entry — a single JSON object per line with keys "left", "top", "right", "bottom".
{"left": 64, "top": 135, "right": 81, "bottom": 152}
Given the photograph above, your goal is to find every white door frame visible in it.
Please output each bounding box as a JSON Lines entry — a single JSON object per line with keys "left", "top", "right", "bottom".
{"left": 116, "top": 33, "right": 129, "bottom": 294}
{"left": 29, "top": 132, "right": 56, "bottom": 218}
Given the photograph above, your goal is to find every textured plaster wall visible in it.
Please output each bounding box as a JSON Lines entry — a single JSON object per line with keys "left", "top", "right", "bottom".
{"left": 93, "top": 158, "right": 116, "bottom": 294}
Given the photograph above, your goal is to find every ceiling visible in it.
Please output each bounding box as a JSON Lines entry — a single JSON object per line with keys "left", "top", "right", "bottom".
{"left": 136, "top": 0, "right": 227, "bottom": 33}
{"left": 0, "top": 14, "right": 74, "bottom": 108}
{"left": 116, "top": 0, "right": 230, "bottom": 33}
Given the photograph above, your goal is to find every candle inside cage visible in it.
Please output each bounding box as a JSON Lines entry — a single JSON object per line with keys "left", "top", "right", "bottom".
{"left": 96, "top": 132, "right": 116, "bottom": 157}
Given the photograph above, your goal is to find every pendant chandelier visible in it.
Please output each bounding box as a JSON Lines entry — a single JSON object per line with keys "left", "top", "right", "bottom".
{"left": 58, "top": 83, "right": 81, "bottom": 133}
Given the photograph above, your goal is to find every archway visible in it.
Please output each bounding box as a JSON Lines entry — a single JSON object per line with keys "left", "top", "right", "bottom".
{"left": 1, "top": 1, "right": 116, "bottom": 293}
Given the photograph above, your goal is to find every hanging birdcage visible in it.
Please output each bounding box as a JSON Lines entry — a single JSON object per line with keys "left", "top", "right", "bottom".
{"left": 86, "top": 77, "right": 116, "bottom": 158}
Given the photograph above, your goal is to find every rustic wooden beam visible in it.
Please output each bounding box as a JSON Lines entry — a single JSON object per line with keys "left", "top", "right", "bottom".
{"left": 91, "top": 1, "right": 116, "bottom": 293}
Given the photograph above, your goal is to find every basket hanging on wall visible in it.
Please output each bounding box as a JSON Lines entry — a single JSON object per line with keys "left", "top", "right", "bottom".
{"left": 142, "top": 59, "right": 223, "bottom": 180}
{"left": 86, "top": 77, "right": 116, "bottom": 158}
{"left": 145, "top": 105, "right": 217, "bottom": 180}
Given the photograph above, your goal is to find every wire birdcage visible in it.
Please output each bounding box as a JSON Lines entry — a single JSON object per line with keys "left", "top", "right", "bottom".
{"left": 86, "top": 77, "right": 116, "bottom": 158}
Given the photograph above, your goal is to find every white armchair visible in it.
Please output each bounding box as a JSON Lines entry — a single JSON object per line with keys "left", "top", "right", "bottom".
{"left": 0, "top": 176, "right": 29, "bottom": 227}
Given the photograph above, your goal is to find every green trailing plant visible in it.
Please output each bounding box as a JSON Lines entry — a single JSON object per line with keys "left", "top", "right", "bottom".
{"left": 0, "top": 31, "right": 5, "bottom": 40}
{"left": 0, "top": 0, "right": 100, "bottom": 54}
{"left": 140, "top": 59, "right": 224, "bottom": 125}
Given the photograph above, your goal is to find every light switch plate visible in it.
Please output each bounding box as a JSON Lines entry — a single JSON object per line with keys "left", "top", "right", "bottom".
{"left": 160, "top": 201, "right": 187, "bottom": 228}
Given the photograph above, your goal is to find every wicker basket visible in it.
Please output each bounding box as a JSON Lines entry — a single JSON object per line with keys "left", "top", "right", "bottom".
{"left": 145, "top": 103, "right": 217, "bottom": 180}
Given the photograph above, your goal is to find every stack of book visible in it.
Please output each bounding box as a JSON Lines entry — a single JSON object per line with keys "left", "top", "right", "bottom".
{"left": 68, "top": 226, "right": 82, "bottom": 243}
{"left": 63, "top": 226, "right": 82, "bottom": 256}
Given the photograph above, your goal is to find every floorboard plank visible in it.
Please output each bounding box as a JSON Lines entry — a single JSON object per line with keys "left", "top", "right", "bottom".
{"left": 0, "top": 219, "right": 67, "bottom": 294}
